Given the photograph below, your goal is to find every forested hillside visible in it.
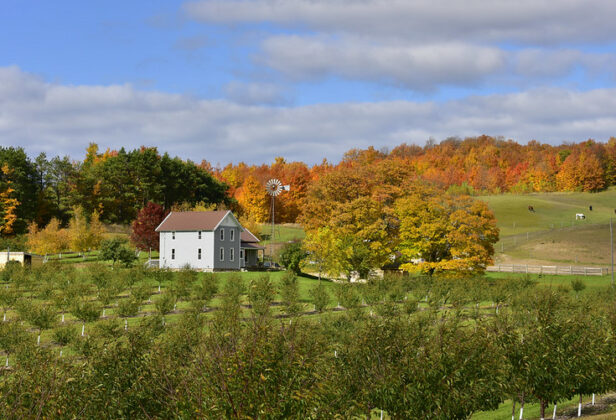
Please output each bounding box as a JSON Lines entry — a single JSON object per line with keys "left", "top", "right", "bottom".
{"left": 1, "top": 136, "right": 616, "bottom": 236}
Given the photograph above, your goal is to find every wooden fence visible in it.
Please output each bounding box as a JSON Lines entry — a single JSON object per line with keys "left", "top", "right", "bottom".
{"left": 487, "top": 264, "right": 608, "bottom": 276}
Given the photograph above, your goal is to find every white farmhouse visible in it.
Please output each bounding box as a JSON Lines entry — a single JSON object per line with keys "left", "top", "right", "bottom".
{"left": 155, "top": 210, "right": 263, "bottom": 271}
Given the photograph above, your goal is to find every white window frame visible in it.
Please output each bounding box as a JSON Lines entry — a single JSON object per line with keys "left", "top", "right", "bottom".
{"left": 198, "top": 231, "right": 202, "bottom": 239}
{"left": 220, "top": 228, "right": 224, "bottom": 241}
{"left": 219, "top": 247, "right": 224, "bottom": 261}
{"left": 230, "top": 248, "right": 234, "bottom": 262}
{"left": 198, "top": 248, "right": 202, "bottom": 260}
{"left": 171, "top": 249, "right": 175, "bottom": 260}
{"left": 172, "top": 231, "right": 175, "bottom": 240}
{"left": 230, "top": 229, "right": 235, "bottom": 241}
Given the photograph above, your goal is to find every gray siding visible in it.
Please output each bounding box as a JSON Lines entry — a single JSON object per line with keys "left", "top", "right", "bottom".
{"left": 243, "top": 249, "right": 259, "bottom": 268}
{"left": 213, "top": 225, "right": 241, "bottom": 270}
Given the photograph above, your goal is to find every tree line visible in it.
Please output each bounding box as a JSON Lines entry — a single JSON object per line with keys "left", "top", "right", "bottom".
{"left": 215, "top": 136, "right": 616, "bottom": 225}
{"left": 0, "top": 144, "right": 229, "bottom": 236}
{"left": 2, "top": 136, "right": 616, "bottom": 239}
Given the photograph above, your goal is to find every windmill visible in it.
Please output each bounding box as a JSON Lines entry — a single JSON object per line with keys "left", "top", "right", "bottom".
{"left": 265, "top": 179, "right": 290, "bottom": 262}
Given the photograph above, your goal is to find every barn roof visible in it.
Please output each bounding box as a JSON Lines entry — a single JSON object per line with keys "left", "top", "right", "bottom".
{"left": 155, "top": 211, "right": 233, "bottom": 232}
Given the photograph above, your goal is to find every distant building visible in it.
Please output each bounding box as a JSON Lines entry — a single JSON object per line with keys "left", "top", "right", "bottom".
{"left": 155, "top": 210, "right": 263, "bottom": 271}
{"left": 0, "top": 251, "right": 44, "bottom": 268}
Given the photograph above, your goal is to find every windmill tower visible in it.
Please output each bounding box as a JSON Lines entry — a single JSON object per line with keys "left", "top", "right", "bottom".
{"left": 265, "top": 179, "right": 289, "bottom": 262}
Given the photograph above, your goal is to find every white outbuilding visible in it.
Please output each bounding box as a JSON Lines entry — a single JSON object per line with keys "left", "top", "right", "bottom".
{"left": 155, "top": 210, "right": 263, "bottom": 271}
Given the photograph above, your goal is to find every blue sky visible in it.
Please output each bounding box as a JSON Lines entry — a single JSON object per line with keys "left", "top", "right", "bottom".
{"left": 1, "top": 0, "right": 616, "bottom": 164}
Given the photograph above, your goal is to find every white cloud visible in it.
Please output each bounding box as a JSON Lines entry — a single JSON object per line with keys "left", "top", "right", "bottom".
{"left": 184, "top": 0, "right": 616, "bottom": 45}
{"left": 223, "top": 81, "right": 291, "bottom": 105}
{"left": 258, "top": 36, "right": 615, "bottom": 90}
{"left": 261, "top": 36, "right": 506, "bottom": 90}
{"left": 2, "top": 66, "right": 616, "bottom": 165}
{"left": 183, "top": 1, "right": 616, "bottom": 90}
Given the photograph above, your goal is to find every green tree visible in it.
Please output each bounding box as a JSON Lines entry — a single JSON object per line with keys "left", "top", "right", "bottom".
{"left": 99, "top": 237, "right": 137, "bottom": 267}
{"left": 309, "top": 282, "right": 330, "bottom": 312}
{"left": 278, "top": 242, "right": 307, "bottom": 275}
{"left": 279, "top": 271, "right": 302, "bottom": 316}
{"left": 248, "top": 274, "right": 276, "bottom": 319}
{"left": 191, "top": 274, "right": 218, "bottom": 312}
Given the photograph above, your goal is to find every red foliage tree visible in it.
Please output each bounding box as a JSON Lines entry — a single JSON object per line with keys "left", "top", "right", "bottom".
{"left": 130, "top": 202, "right": 168, "bottom": 253}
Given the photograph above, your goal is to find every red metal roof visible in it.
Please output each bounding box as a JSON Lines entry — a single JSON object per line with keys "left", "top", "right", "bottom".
{"left": 240, "top": 229, "right": 260, "bottom": 243}
{"left": 155, "top": 211, "right": 230, "bottom": 232}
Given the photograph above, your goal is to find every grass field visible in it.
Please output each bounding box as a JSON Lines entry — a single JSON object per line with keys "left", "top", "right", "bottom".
{"left": 258, "top": 223, "right": 305, "bottom": 244}
{"left": 476, "top": 188, "right": 616, "bottom": 267}
{"left": 479, "top": 187, "right": 616, "bottom": 237}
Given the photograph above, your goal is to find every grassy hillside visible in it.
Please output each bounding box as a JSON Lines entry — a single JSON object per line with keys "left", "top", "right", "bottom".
{"left": 479, "top": 188, "right": 616, "bottom": 237}
{"left": 478, "top": 188, "right": 616, "bottom": 266}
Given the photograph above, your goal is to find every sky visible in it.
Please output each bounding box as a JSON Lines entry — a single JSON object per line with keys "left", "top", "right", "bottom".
{"left": 1, "top": 0, "right": 616, "bottom": 165}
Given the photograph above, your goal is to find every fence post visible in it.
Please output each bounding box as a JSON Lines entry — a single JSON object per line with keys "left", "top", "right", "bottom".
{"left": 526, "top": 265, "right": 528, "bottom": 274}
{"left": 585, "top": 267, "right": 587, "bottom": 276}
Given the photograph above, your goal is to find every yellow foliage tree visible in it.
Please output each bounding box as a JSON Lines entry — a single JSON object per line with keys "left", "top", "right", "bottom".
{"left": 238, "top": 176, "right": 269, "bottom": 223}
{"left": 67, "top": 207, "right": 105, "bottom": 254}
{"left": 0, "top": 164, "right": 20, "bottom": 236}
{"left": 87, "top": 210, "right": 105, "bottom": 250}
{"left": 303, "top": 227, "right": 340, "bottom": 280}
{"left": 395, "top": 188, "right": 499, "bottom": 276}
{"left": 26, "top": 218, "right": 70, "bottom": 255}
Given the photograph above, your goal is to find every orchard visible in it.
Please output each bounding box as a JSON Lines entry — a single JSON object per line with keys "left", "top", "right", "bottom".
{"left": 0, "top": 262, "right": 615, "bottom": 419}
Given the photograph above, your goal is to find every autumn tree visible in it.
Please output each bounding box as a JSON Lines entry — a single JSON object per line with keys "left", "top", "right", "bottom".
{"left": 395, "top": 187, "right": 499, "bottom": 276}
{"left": 556, "top": 147, "right": 606, "bottom": 192}
{"left": 303, "top": 227, "right": 339, "bottom": 280}
{"left": 67, "top": 207, "right": 105, "bottom": 254}
{"left": 26, "top": 218, "right": 70, "bottom": 255}
{"left": 238, "top": 175, "right": 269, "bottom": 223}
{"left": 0, "top": 164, "right": 20, "bottom": 236}
{"left": 130, "top": 202, "right": 167, "bottom": 255}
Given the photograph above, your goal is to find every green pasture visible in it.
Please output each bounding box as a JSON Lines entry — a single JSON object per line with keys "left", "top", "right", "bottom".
{"left": 258, "top": 223, "right": 305, "bottom": 244}
{"left": 479, "top": 187, "right": 616, "bottom": 237}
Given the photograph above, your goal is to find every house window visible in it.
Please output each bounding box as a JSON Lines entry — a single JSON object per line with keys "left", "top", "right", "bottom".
{"left": 198, "top": 248, "right": 202, "bottom": 260}
{"left": 240, "top": 249, "right": 244, "bottom": 259}
{"left": 230, "top": 229, "right": 235, "bottom": 241}
{"left": 172, "top": 232, "right": 175, "bottom": 240}
{"left": 220, "top": 247, "right": 224, "bottom": 261}
{"left": 171, "top": 249, "right": 175, "bottom": 260}
{"left": 220, "top": 229, "right": 224, "bottom": 241}
{"left": 230, "top": 248, "right": 234, "bottom": 262}
{"left": 198, "top": 231, "right": 202, "bottom": 239}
